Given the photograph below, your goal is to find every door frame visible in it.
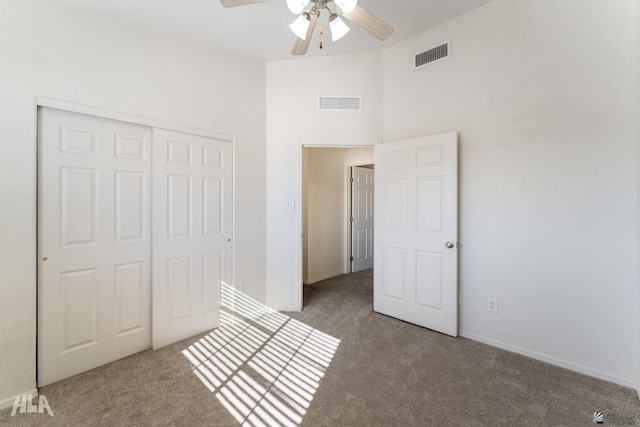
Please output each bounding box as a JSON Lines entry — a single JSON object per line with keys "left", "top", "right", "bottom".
{"left": 345, "top": 162, "right": 374, "bottom": 274}
{"left": 35, "top": 96, "right": 236, "bottom": 384}
{"left": 296, "top": 140, "right": 376, "bottom": 311}
{"left": 37, "top": 97, "right": 233, "bottom": 142}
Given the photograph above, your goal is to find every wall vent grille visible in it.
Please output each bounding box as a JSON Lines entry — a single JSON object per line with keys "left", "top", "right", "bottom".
{"left": 414, "top": 41, "right": 450, "bottom": 70}
{"left": 318, "top": 97, "right": 361, "bottom": 111}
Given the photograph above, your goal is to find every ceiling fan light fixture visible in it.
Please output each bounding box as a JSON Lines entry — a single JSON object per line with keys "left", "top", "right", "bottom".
{"left": 329, "top": 14, "right": 350, "bottom": 41}
{"left": 335, "top": 0, "right": 358, "bottom": 14}
{"left": 286, "top": 0, "right": 311, "bottom": 15}
{"left": 289, "top": 13, "right": 311, "bottom": 40}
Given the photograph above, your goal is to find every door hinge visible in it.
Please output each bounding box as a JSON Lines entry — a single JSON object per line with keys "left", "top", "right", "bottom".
{"left": 350, "top": 217, "right": 354, "bottom": 222}
{"left": 350, "top": 256, "right": 354, "bottom": 261}
{"left": 350, "top": 177, "right": 354, "bottom": 183}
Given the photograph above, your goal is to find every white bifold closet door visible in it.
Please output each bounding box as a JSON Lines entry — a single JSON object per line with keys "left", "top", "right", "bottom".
{"left": 38, "top": 108, "right": 153, "bottom": 386}
{"left": 151, "top": 128, "right": 233, "bottom": 349}
{"left": 38, "top": 108, "right": 233, "bottom": 386}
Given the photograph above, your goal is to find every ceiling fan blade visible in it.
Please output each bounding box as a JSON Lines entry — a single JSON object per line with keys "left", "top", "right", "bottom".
{"left": 342, "top": 5, "right": 394, "bottom": 41}
{"left": 219, "top": 0, "right": 273, "bottom": 7}
{"left": 291, "top": 14, "right": 318, "bottom": 56}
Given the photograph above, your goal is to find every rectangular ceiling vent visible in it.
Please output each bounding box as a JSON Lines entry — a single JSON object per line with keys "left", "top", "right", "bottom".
{"left": 414, "top": 41, "right": 450, "bottom": 70}
{"left": 318, "top": 97, "right": 361, "bottom": 112}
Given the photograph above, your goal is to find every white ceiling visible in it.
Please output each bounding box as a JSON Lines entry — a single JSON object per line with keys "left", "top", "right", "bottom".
{"left": 52, "top": 0, "right": 494, "bottom": 61}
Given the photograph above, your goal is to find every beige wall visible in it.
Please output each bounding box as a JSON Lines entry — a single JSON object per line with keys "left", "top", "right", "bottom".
{"left": 303, "top": 147, "right": 374, "bottom": 284}
{"left": 0, "top": 0, "right": 266, "bottom": 408}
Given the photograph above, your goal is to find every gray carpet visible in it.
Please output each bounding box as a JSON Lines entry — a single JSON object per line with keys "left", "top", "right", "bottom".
{"left": 2, "top": 269, "right": 639, "bottom": 426}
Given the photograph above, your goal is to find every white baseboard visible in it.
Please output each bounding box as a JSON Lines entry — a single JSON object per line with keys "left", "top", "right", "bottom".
{"left": 460, "top": 330, "right": 635, "bottom": 389}
{"left": 303, "top": 271, "right": 343, "bottom": 285}
{"left": 0, "top": 389, "right": 38, "bottom": 411}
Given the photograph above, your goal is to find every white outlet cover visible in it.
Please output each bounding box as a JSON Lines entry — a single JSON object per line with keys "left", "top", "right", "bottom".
{"left": 488, "top": 297, "right": 498, "bottom": 313}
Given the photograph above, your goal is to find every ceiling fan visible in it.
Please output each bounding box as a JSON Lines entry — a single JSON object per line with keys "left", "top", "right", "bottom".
{"left": 219, "top": 0, "right": 394, "bottom": 55}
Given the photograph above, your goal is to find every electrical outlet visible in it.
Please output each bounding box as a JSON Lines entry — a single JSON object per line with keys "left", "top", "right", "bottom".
{"left": 238, "top": 281, "right": 247, "bottom": 293}
{"left": 488, "top": 297, "right": 498, "bottom": 313}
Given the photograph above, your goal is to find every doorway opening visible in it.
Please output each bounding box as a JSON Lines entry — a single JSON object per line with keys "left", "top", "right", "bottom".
{"left": 301, "top": 146, "right": 374, "bottom": 307}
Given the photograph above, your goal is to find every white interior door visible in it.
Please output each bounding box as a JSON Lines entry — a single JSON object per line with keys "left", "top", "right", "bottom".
{"left": 351, "top": 166, "right": 374, "bottom": 272}
{"left": 373, "top": 133, "right": 458, "bottom": 337}
{"left": 152, "top": 128, "right": 233, "bottom": 349}
{"left": 38, "top": 108, "right": 152, "bottom": 386}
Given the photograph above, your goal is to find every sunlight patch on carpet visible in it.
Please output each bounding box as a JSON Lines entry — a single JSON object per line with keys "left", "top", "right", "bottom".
{"left": 183, "top": 282, "right": 340, "bottom": 427}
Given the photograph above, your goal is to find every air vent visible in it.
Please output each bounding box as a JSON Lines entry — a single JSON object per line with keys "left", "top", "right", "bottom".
{"left": 318, "top": 97, "right": 361, "bottom": 111}
{"left": 414, "top": 41, "right": 450, "bottom": 70}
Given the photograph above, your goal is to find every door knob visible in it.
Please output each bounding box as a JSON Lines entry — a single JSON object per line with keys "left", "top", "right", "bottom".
{"left": 445, "top": 241, "right": 455, "bottom": 249}
{"left": 42, "top": 257, "right": 49, "bottom": 261}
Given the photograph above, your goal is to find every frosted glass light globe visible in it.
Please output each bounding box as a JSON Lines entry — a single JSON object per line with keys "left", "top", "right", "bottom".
{"left": 286, "top": 0, "right": 311, "bottom": 15}
{"left": 335, "top": 0, "right": 357, "bottom": 14}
